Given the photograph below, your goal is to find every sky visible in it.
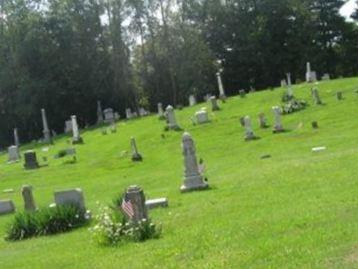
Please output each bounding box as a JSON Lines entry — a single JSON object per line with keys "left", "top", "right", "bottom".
{"left": 340, "top": 0, "right": 357, "bottom": 20}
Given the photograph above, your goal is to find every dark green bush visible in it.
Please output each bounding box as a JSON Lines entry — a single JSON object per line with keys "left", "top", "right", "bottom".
{"left": 6, "top": 205, "right": 89, "bottom": 241}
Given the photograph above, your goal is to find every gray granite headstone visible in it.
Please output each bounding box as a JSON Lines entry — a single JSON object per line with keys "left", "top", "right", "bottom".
{"left": 64, "top": 120, "right": 72, "bottom": 134}
{"left": 166, "top": 105, "right": 180, "bottom": 130}
{"left": 8, "top": 145, "right": 20, "bottom": 162}
{"left": 21, "top": 185, "right": 37, "bottom": 211}
{"left": 272, "top": 106, "right": 284, "bottom": 133}
{"left": 54, "top": 188, "right": 86, "bottom": 211}
{"left": 306, "top": 62, "right": 317, "bottom": 83}
{"left": 210, "top": 96, "right": 220, "bottom": 111}
{"left": 41, "top": 108, "right": 51, "bottom": 143}
{"left": 189, "top": 95, "right": 197, "bottom": 106}
{"left": 239, "top": 90, "right": 246, "bottom": 98}
{"left": 103, "top": 108, "right": 115, "bottom": 124}
{"left": 195, "top": 109, "right": 209, "bottom": 124}
{"left": 71, "top": 115, "right": 83, "bottom": 144}
{"left": 157, "top": 103, "right": 165, "bottom": 119}
{"left": 216, "top": 72, "right": 226, "bottom": 99}
{"left": 24, "top": 150, "right": 39, "bottom": 169}
{"left": 259, "top": 113, "right": 268, "bottom": 128}
{"left": 124, "top": 185, "right": 148, "bottom": 222}
{"left": 126, "top": 108, "right": 133, "bottom": 119}
{"left": 180, "top": 132, "right": 208, "bottom": 192}
{"left": 244, "top": 116, "right": 256, "bottom": 140}
{"left": 0, "top": 200, "right": 15, "bottom": 215}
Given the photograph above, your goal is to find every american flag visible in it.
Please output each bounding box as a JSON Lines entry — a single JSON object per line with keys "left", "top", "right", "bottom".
{"left": 121, "top": 196, "right": 134, "bottom": 219}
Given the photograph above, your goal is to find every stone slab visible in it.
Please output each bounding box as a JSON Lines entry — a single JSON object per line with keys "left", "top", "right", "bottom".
{"left": 145, "top": 198, "right": 168, "bottom": 209}
{"left": 0, "top": 200, "right": 15, "bottom": 215}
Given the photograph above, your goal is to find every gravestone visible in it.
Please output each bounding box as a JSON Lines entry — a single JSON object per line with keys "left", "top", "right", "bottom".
{"left": 244, "top": 116, "right": 256, "bottom": 140}
{"left": 64, "top": 120, "right": 72, "bottom": 134}
{"left": 146, "top": 198, "right": 168, "bottom": 210}
{"left": 312, "top": 88, "right": 322, "bottom": 105}
{"left": 114, "top": 112, "right": 120, "bottom": 121}
{"left": 189, "top": 95, "right": 197, "bottom": 106}
{"left": 14, "top": 128, "right": 20, "bottom": 147}
{"left": 239, "top": 90, "right": 246, "bottom": 98}
{"left": 8, "top": 145, "right": 20, "bottom": 162}
{"left": 54, "top": 188, "right": 86, "bottom": 211}
{"left": 180, "top": 132, "right": 209, "bottom": 192}
{"left": 126, "top": 108, "right": 133, "bottom": 119}
{"left": 216, "top": 72, "right": 226, "bottom": 99}
{"left": 280, "top": 79, "right": 287, "bottom": 87}
{"left": 336, "top": 91, "right": 343, "bottom": 100}
{"left": 195, "top": 109, "right": 209, "bottom": 124}
{"left": 286, "top": 73, "right": 293, "bottom": 97}
{"left": 321, "top": 73, "right": 330, "bottom": 81}
{"left": 306, "top": 62, "right": 317, "bottom": 83}
{"left": 272, "top": 106, "right": 284, "bottom": 133}
{"left": 103, "top": 108, "right": 115, "bottom": 124}
{"left": 0, "top": 200, "right": 15, "bottom": 215}
{"left": 258, "top": 113, "right": 268, "bottom": 128}
{"left": 157, "top": 103, "right": 165, "bottom": 120}
{"left": 24, "top": 150, "right": 39, "bottom": 169}
{"left": 97, "top": 101, "right": 104, "bottom": 124}
{"left": 210, "top": 96, "right": 220, "bottom": 111}
{"left": 166, "top": 105, "right": 180, "bottom": 130}
{"left": 139, "top": 107, "right": 148, "bottom": 117}
{"left": 41, "top": 108, "right": 51, "bottom": 143}
{"left": 21, "top": 185, "right": 37, "bottom": 211}
{"left": 71, "top": 115, "right": 83, "bottom": 144}
{"left": 131, "top": 137, "right": 143, "bottom": 161}
{"left": 124, "top": 185, "right": 148, "bottom": 222}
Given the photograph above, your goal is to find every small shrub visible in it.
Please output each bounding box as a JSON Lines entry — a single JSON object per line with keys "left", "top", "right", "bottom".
{"left": 282, "top": 99, "right": 308, "bottom": 114}
{"left": 55, "top": 149, "right": 68, "bottom": 158}
{"left": 90, "top": 203, "right": 161, "bottom": 246}
{"left": 6, "top": 205, "right": 88, "bottom": 241}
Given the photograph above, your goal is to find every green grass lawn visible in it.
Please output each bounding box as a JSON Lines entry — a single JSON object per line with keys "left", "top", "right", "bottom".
{"left": 0, "top": 78, "right": 357, "bottom": 268}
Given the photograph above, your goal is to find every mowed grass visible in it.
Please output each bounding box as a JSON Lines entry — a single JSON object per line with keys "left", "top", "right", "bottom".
{"left": 0, "top": 78, "right": 357, "bottom": 268}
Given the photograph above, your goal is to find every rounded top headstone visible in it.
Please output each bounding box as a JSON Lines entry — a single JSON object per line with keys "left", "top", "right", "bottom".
{"left": 127, "top": 185, "right": 141, "bottom": 193}
{"left": 166, "top": 105, "right": 173, "bottom": 111}
{"left": 182, "top": 132, "right": 192, "bottom": 140}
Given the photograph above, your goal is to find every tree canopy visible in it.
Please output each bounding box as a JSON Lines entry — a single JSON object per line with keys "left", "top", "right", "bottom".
{"left": 0, "top": 0, "right": 357, "bottom": 146}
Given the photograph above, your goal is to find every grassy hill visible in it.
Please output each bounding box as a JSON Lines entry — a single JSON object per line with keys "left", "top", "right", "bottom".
{"left": 0, "top": 78, "right": 357, "bottom": 268}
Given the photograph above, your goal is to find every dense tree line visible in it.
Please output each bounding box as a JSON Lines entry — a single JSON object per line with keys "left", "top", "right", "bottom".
{"left": 0, "top": 0, "right": 357, "bottom": 146}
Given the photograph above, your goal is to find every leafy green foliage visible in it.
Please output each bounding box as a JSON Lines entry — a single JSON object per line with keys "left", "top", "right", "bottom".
{"left": 5, "top": 205, "right": 89, "bottom": 241}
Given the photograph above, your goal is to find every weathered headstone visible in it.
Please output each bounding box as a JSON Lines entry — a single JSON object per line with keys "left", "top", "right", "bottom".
{"left": 0, "top": 200, "right": 15, "bottom": 215}
{"left": 41, "top": 108, "right": 51, "bottom": 143}
{"left": 64, "top": 120, "right": 72, "bottom": 134}
{"left": 336, "top": 91, "right": 343, "bottom": 100}
{"left": 180, "top": 132, "right": 209, "bottom": 192}
{"left": 8, "top": 145, "right": 20, "bottom": 162}
{"left": 139, "top": 107, "right": 148, "bottom": 117}
{"left": 286, "top": 73, "right": 293, "bottom": 97}
{"left": 166, "top": 105, "right": 180, "bottom": 130}
{"left": 71, "top": 115, "right": 83, "bottom": 144}
{"left": 272, "top": 106, "right": 284, "bottom": 133}
{"left": 280, "top": 79, "right": 287, "bottom": 87}
{"left": 14, "top": 128, "right": 20, "bottom": 147}
{"left": 114, "top": 112, "right": 120, "bottom": 121}
{"left": 123, "top": 185, "right": 148, "bottom": 222}
{"left": 244, "top": 116, "right": 256, "bottom": 140}
{"left": 97, "top": 101, "right": 104, "bottom": 124}
{"left": 126, "top": 108, "right": 133, "bottom": 120}
{"left": 21, "top": 185, "right": 37, "bottom": 211}
{"left": 195, "top": 109, "right": 209, "bottom": 124}
{"left": 103, "top": 108, "right": 115, "bottom": 124}
{"left": 258, "top": 113, "right": 268, "bottom": 128}
{"left": 189, "top": 95, "right": 197, "bottom": 106}
{"left": 321, "top": 73, "right": 330, "bottom": 81}
{"left": 306, "top": 62, "right": 317, "bottom": 83}
{"left": 216, "top": 72, "right": 226, "bottom": 99}
{"left": 157, "top": 103, "right": 165, "bottom": 120}
{"left": 210, "top": 96, "right": 220, "bottom": 111}
{"left": 145, "top": 198, "right": 168, "bottom": 210}
{"left": 54, "top": 188, "right": 86, "bottom": 211}
{"left": 24, "top": 150, "right": 39, "bottom": 170}
{"left": 131, "top": 137, "right": 143, "bottom": 162}
{"left": 312, "top": 88, "right": 322, "bottom": 105}
{"left": 239, "top": 90, "right": 246, "bottom": 98}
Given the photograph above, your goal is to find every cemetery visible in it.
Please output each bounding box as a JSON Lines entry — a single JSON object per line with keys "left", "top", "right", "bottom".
{"left": 0, "top": 77, "right": 357, "bottom": 268}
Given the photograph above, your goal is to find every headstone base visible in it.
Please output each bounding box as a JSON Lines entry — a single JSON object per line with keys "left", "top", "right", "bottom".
{"left": 132, "top": 153, "right": 143, "bottom": 162}
{"left": 180, "top": 174, "right": 209, "bottom": 193}
{"left": 72, "top": 137, "right": 84, "bottom": 145}
{"left": 180, "top": 182, "right": 209, "bottom": 193}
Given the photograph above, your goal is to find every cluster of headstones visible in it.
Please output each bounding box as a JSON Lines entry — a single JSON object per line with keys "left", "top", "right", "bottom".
{"left": 0, "top": 186, "right": 88, "bottom": 216}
